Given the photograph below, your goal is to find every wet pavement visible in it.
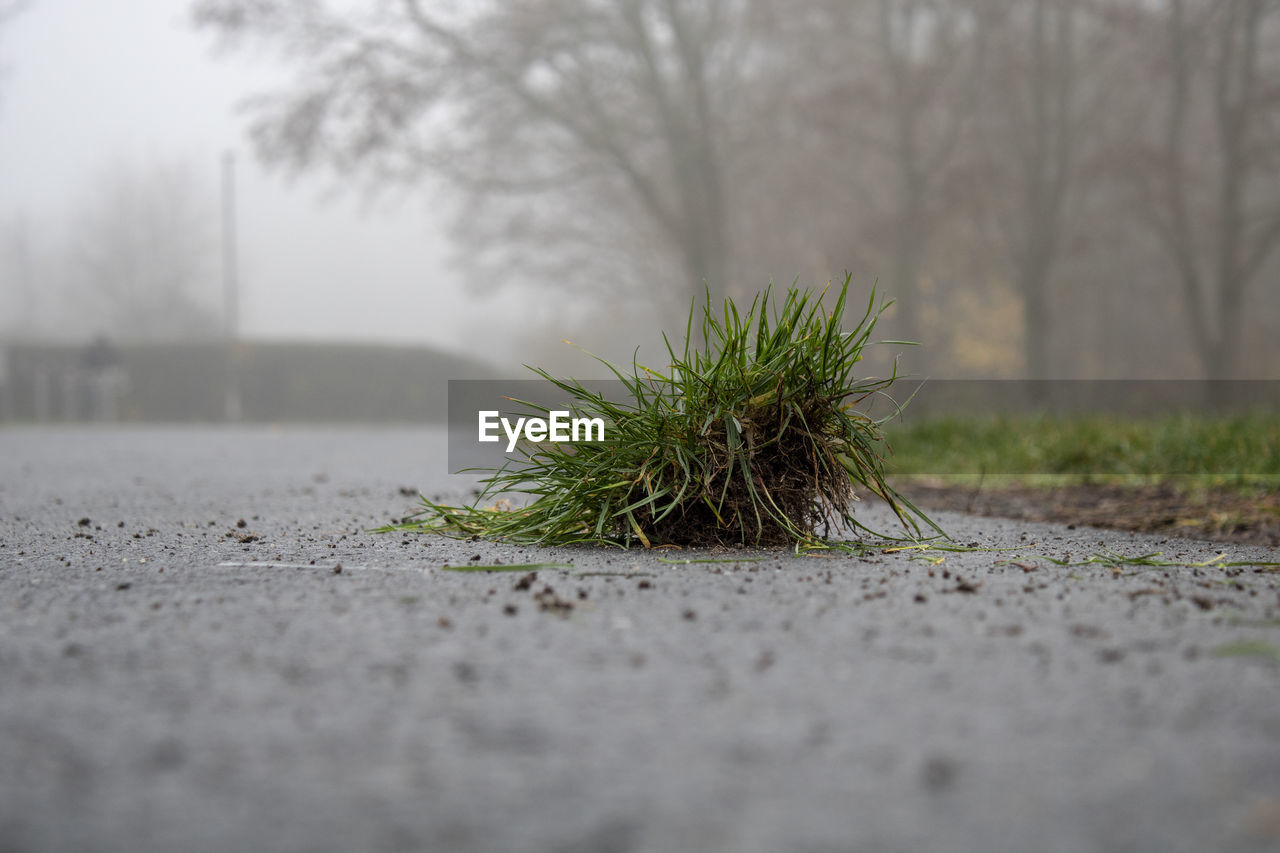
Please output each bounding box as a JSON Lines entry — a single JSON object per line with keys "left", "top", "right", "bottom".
{"left": 1, "top": 426, "right": 1278, "bottom": 852}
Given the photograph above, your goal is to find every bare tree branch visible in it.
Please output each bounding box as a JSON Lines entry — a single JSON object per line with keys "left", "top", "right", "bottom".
{"left": 193, "top": 0, "right": 761, "bottom": 312}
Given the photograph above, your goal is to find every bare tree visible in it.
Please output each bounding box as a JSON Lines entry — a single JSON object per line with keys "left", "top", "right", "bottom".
{"left": 0, "top": 2, "right": 30, "bottom": 36}
{"left": 0, "top": 0, "right": 32, "bottom": 103}
{"left": 71, "top": 159, "right": 219, "bottom": 341}
{"left": 760, "top": 1, "right": 982, "bottom": 349}
{"left": 1138, "top": 0, "right": 1280, "bottom": 380}
{"left": 716, "top": 1, "right": 986, "bottom": 364}
{"left": 841, "top": 0, "right": 985, "bottom": 350}
{"left": 192, "top": 0, "right": 775, "bottom": 318}
{"left": 873, "top": 2, "right": 981, "bottom": 348}
{"left": 188, "top": 0, "right": 1280, "bottom": 380}
{"left": 0, "top": 1, "right": 27, "bottom": 22}
{"left": 0, "top": 213, "right": 39, "bottom": 336}
{"left": 969, "top": 0, "right": 1086, "bottom": 380}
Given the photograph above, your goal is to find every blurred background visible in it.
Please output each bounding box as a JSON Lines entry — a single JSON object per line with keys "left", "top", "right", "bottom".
{"left": 1, "top": 0, "right": 1278, "bottom": 424}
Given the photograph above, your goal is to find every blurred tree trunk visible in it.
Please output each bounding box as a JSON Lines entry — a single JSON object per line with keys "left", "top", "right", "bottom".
{"left": 1152, "top": 0, "right": 1280, "bottom": 381}
{"left": 876, "top": 0, "right": 979, "bottom": 349}
{"left": 1000, "top": 0, "right": 1078, "bottom": 381}
{"left": 0, "top": 0, "right": 31, "bottom": 106}
{"left": 0, "top": 215, "right": 37, "bottom": 337}
{"left": 624, "top": 0, "right": 729, "bottom": 304}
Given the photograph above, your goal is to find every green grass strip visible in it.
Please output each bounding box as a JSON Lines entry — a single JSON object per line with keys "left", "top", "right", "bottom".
{"left": 887, "top": 413, "right": 1279, "bottom": 483}
{"left": 1211, "top": 640, "right": 1280, "bottom": 665}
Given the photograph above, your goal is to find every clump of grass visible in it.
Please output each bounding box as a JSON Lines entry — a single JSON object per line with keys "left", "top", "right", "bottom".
{"left": 393, "top": 274, "right": 940, "bottom": 548}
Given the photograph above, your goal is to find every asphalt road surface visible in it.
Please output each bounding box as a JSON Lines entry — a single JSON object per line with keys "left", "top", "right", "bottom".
{"left": 2, "top": 426, "right": 1278, "bottom": 853}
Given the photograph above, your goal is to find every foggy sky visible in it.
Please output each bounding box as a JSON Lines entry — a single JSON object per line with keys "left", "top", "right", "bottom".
{"left": 0, "top": 0, "right": 546, "bottom": 365}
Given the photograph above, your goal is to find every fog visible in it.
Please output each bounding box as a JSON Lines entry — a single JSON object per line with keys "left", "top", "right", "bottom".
{"left": 0, "top": 0, "right": 558, "bottom": 364}
{"left": 2, "top": 0, "right": 1279, "bottom": 424}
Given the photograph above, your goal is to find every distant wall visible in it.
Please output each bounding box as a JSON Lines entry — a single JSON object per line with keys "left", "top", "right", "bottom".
{"left": 0, "top": 341, "right": 497, "bottom": 423}
{"left": 2, "top": 344, "right": 1271, "bottom": 424}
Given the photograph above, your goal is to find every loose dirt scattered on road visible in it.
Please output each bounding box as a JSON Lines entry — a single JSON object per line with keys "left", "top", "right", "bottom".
{"left": 899, "top": 481, "right": 1280, "bottom": 546}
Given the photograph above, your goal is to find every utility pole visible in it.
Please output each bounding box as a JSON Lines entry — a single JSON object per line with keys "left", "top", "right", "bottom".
{"left": 221, "top": 150, "right": 243, "bottom": 421}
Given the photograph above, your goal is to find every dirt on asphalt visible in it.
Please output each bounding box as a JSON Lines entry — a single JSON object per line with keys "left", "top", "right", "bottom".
{"left": 3, "top": 426, "right": 1280, "bottom": 853}
{"left": 898, "top": 480, "right": 1280, "bottom": 547}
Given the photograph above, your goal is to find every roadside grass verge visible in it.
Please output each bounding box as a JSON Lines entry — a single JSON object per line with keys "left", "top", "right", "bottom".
{"left": 884, "top": 413, "right": 1279, "bottom": 488}
{"left": 882, "top": 414, "right": 1279, "bottom": 545}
